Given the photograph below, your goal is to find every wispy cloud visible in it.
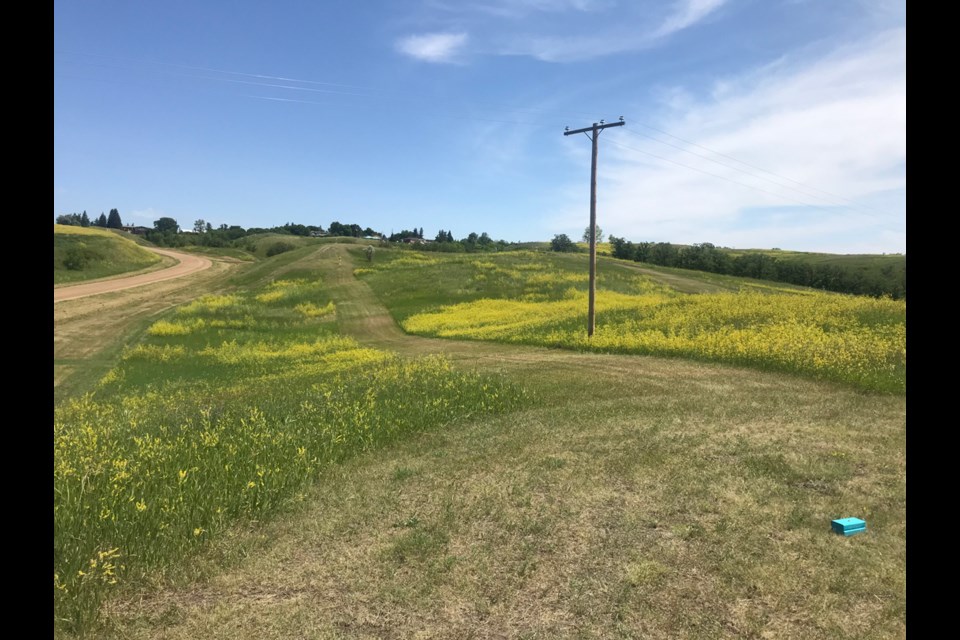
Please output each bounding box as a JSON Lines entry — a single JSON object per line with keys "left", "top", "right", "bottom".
{"left": 555, "top": 29, "right": 906, "bottom": 253}
{"left": 453, "top": 0, "right": 613, "bottom": 18}
{"left": 408, "top": 1, "right": 728, "bottom": 63}
{"left": 396, "top": 32, "right": 469, "bottom": 63}
{"left": 497, "top": 0, "right": 728, "bottom": 61}
{"left": 650, "top": 0, "right": 727, "bottom": 40}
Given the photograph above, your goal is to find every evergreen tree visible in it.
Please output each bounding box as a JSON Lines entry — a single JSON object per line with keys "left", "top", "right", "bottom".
{"left": 80, "top": 211, "right": 90, "bottom": 227}
{"left": 107, "top": 208, "right": 123, "bottom": 229}
{"left": 97, "top": 213, "right": 108, "bottom": 227}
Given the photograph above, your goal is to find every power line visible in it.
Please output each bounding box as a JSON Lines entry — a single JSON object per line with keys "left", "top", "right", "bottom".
{"left": 603, "top": 136, "right": 899, "bottom": 231}
{"left": 614, "top": 126, "right": 892, "bottom": 218}
{"left": 564, "top": 118, "right": 625, "bottom": 338}
{"left": 619, "top": 119, "right": 895, "bottom": 218}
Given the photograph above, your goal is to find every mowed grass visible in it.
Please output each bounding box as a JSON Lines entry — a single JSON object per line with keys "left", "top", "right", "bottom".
{"left": 356, "top": 248, "right": 905, "bottom": 393}
{"left": 98, "top": 333, "right": 906, "bottom": 639}
{"left": 54, "top": 225, "right": 165, "bottom": 284}
{"left": 54, "top": 264, "right": 525, "bottom": 635}
{"left": 56, "top": 244, "right": 905, "bottom": 639}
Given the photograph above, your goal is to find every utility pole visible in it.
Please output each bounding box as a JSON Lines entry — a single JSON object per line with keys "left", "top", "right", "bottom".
{"left": 564, "top": 117, "right": 624, "bottom": 337}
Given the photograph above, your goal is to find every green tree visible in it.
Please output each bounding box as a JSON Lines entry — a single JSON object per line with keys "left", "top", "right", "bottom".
{"left": 80, "top": 211, "right": 90, "bottom": 227}
{"left": 194, "top": 219, "right": 207, "bottom": 234}
{"left": 608, "top": 235, "right": 635, "bottom": 260}
{"left": 582, "top": 225, "right": 604, "bottom": 243}
{"left": 154, "top": 217, "right": 179, "bottom": 233}
{"left": 97, "top": 213, "right": 107, "bottom": 227}
{"left": 107, "top": 208, "right": 123, "bottom": 229}
{"left": 550, "top": 233, "right": 575, "bottom": 252}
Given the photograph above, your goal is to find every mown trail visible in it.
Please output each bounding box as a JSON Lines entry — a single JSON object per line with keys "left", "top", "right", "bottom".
{"left": 313, "top": 244, "right": 750, "bottom": 386}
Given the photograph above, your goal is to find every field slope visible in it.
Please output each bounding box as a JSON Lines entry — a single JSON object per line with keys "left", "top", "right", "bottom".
{"left": 54, "top": 225, "right": 167, "bottom": 284}
{"left": 58, "top": 244, "right": 907, "bottom": 640}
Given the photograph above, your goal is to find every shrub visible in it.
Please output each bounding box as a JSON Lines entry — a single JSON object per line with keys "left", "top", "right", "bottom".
{"left": 63, "top": 246, "right": 101, "bottom": 270}
{"left": 266, "top": 241, "right": 296, "bottom": 257}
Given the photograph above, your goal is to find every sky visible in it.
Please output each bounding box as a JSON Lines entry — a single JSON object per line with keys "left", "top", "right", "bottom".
{"left": 54, "top": 0, "right": 906, "bottom": 254}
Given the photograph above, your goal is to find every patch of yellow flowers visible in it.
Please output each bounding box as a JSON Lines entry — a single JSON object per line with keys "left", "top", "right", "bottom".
{"left": 403, "top": 289, "right": 905, "bottom": 392}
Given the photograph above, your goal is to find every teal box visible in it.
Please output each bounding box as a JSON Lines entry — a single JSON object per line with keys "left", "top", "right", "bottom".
{"left": 831, "top": 517, "right": 866, "bottom": 536}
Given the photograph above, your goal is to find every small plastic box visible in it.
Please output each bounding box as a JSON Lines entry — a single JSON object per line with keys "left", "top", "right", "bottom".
{"left": 831, "top": 517, "right": 866, "bottom": 536}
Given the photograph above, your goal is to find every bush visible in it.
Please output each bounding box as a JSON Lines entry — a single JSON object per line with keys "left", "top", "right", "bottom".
{"left": 266, "top": 241, "right": 296, "bottom": 257}
{"left": 550, "top": 234, "right": 576, "bottom": 252}
{"left": 63, "top": 246, "right": 101, "bottom": 270}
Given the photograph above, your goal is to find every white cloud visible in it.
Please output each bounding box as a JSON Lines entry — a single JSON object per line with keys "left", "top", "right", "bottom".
{"left": 396, "top": 32, "right": 469, "bottom": 63}
{"left": 497, "top": 0, "right": 728, "bottom": 61}
{"left": 555, "top": 29, "right": 906, "bottom": 253}
{"left": 428, "top": 0, "right": 612, "bottom": 19}
{"left": 650, "top": 0, "right": 728, "bottom": 40}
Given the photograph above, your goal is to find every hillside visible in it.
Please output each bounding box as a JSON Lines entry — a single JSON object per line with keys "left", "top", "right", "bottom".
{"left": 54, "top": 225, "right": 165, "bottom": 284}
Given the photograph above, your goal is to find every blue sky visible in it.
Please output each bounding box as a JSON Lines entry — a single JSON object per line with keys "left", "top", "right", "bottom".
{"left": 54, "top": 0, "right": 905, "bottom": 253}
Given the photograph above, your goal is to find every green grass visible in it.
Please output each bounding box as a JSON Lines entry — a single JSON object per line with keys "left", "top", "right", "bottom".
{"left": 54, "top": 243, "right": 906, "bottom": 639}
{"left": 237, "top": 234, "right": 376, "bottom": 260}
{"left": 97, "top": 330, "right": 906, "bottom": 640}
{"left": 356, "top": 248, "right": 906, "bottom": 393}
{"left": 54, "top": 257, "right": 524, "bottom": 635}
{"left": 353, "top": 246, "right": 677, "bottom": 322}
{"left": 54, "top": 225, "right": 164, "bottom": 284}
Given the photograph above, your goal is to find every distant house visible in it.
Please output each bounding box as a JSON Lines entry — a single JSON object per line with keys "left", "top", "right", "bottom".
{"left": 401, "top": 237, "right": 432, "bottom": 245}
{"left": 122, "top": 226, "right": 152, "bottom": 235}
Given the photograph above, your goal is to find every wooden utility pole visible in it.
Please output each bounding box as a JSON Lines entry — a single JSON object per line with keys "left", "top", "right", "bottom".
{"left": 564, "top": 117, "right": 624, "bottom": 337}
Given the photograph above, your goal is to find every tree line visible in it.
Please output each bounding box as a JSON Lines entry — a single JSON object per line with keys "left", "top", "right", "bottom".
{"left": 605, "top": 236, "right": 905, "bottom": 299}
{"left": 56, "top": 209, "right": 123, "bottom": 229}
{"left": 58, "top": 210, "right": 513, "bottom": 255}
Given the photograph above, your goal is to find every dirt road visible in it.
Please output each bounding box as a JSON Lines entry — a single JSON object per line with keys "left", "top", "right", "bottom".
{"left": 54, "top": 249, "right": 234, "bottom": 401}
{"left": 54, "top": 248, "right": 213, "bottom": 303}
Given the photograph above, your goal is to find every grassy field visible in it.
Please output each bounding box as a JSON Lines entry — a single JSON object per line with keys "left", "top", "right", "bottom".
{"left": 54, "top": 244, "right": 906, "bottom": 639}
{"left": 355, "top": 248, "right": 905, "bottom": 393}
{"left": 54, "top": 225, "right": 168, "bottom": 284}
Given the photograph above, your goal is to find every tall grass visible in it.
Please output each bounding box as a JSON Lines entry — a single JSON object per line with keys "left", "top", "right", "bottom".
{"left": 53, "top": 268, "right": 525, "bottom": 634}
